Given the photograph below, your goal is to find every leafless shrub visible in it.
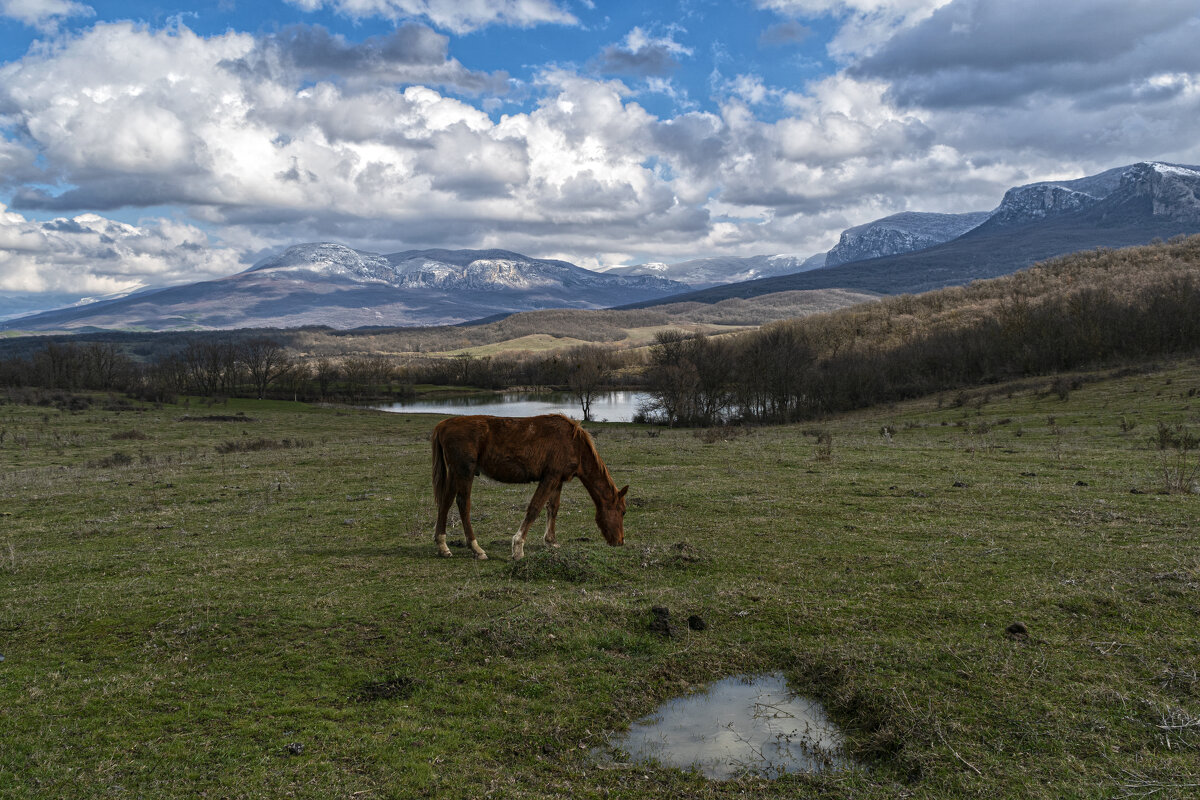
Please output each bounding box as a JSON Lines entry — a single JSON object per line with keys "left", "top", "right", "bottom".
{"left": 1149, "top": 422, "right": 1200, "bottom": 494}
{"left": 813, "top": 431, "right": 833, "bottom": 462}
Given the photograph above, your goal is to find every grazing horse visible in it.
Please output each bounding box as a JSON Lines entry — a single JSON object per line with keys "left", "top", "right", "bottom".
{"left": 431, "top": 414, "right": 628, "bottom": 560}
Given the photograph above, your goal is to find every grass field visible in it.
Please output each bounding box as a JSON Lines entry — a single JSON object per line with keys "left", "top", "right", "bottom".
{"left": 1, "top": 361, "right": 1198, "bottom": 798}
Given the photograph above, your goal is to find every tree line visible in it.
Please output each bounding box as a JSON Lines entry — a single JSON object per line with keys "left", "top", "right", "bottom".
{"left": 0, "top": 333, "right": 637, "bottom": 417}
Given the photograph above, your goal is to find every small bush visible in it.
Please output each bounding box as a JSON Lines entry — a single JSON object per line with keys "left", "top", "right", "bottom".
{"left": 1150, "top": 422, "right": 1199, "bottom": 452}
{"left": 1148, "top": 422, "right": 1200, "bottom": 494}
{"left": 814, "top": 431, "right": 834, "bottom": 462}
{"left": 214, "top": 438, "right": 309, "bottom": 454}
{"left": 89, "top": 451, "right": 134, "bottom": 468}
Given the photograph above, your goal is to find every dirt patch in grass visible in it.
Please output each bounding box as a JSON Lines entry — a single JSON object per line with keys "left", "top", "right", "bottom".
{"left": 357, "top": 675, "right": 420, "bottom": 702}
{"left": 88, "top": 451, "right": 135, "bottom": 468}
{"left": 178, "top": 413, "right": 256, "bottom": 422}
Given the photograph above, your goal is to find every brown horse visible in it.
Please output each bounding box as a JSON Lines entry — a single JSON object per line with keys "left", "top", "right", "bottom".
{"left": 431, "top": 413, "right": 628, "bottom": 560}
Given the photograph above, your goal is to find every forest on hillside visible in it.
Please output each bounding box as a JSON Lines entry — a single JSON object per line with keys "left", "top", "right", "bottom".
{"left": 639, "top": 235, "right": 1200, "bottom": 424}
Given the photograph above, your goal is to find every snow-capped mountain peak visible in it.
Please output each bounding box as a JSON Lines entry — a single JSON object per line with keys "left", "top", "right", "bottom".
{"left": 247, "top": 243, "right": 395, "bottom": 283}
{"left": 1145, "top": 162, "right": 1200, "bottom": 179}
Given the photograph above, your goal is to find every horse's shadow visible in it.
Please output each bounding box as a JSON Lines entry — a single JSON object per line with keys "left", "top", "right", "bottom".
{"left": 300, "top": 539, "right": 514, "bottom": 561}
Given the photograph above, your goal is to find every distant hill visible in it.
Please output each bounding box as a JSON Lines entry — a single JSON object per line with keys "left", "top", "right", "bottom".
{"left": 622, "top": 161, "right": 1200, "bottom": 307}
{"left": 0, "top": 245, "right": 688, "bottom": 332}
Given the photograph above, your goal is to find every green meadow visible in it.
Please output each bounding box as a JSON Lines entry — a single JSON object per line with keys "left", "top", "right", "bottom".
{"left": 1, "top": 361, "right": 1197, "bottom": 798}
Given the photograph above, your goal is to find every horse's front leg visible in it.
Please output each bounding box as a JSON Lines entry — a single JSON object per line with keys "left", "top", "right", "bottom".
{"left": 543, "top": 485, "right": 563, "bottom": 548}
{"left": 513, "top": 477, "right": 560, "bottom": 560}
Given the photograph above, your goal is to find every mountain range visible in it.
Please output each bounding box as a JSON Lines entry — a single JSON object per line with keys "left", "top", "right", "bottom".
{"left": 598, "top": 252, "right": 827, "bottom": 287}
{"left": 0, "top": 246, "right": 686, "bottom": 331}
{"left": 4, "top": 160, "right": 1199, "bottom": 332}
{"left": 619, "top": 161, "right": 1200, "bottom": 307}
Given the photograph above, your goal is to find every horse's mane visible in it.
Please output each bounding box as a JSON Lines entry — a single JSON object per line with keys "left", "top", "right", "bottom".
{"left": 561, "top": 414, "right": 617, "bottom": 491}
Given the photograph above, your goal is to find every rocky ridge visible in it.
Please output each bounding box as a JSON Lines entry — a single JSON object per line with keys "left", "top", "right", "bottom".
{"left": 824, "top": 211, "right": 991, "bottom": 267}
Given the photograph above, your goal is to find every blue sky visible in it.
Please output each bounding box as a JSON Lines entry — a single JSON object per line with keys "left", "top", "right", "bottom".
{"left": 2, "top": 0, "right": 1200, "bottom": 309}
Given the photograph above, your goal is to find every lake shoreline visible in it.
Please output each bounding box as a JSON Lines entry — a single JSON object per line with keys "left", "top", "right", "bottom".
{"left": 374, "top": 389, "right": 651, "bottom": 423}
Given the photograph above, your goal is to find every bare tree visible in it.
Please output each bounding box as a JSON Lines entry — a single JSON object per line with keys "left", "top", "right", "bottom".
{"left": 314, "top": 358, "right": 338, "bottom": 399}
{"left": 181, "top": 340, "right": 239, "bottom": 397}
{"left": 238, "top": 337, "right": 292, "bottom": 399}
{"left": 81, "top": 342, "right": 128, "bottom": 389}
{"left": 643, "top": 330, "right": 697, "bottom": 426}
{"left": 341, "top": 355, "right": 395, "bottom": 399}
{"left": 565, "top": 345, "right": 616, "bottom": 422}
{"left": 32, "top": 342, "right": 82, "bottom": 390}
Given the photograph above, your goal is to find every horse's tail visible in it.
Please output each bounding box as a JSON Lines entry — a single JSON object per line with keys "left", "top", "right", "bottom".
{"left": 431, "top": 425, "right": 450, "bottom": 505}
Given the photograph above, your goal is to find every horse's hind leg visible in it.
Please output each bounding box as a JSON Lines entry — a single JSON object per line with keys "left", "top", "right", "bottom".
{"left": 455, "top": 481, "right": 488, "bottom": 560}
{"left": 543, "top": 485, "right": 563, "bottom": 548}
{"left": 434, "top": 477, "right": 456, "bottom": 558}
{"left": 513, "top": 477, "right": 559, "bottom": 560}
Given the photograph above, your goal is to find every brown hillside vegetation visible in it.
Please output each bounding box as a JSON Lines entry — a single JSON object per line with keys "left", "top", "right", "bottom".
{"left": 642, "top": 235, "right": 1200, "bottom": 425}
{"left": 285, "top": 288, "right": 878, "bottom": 359}
{"left": 797, "top": 234, "right": 1200, "bottom": 351}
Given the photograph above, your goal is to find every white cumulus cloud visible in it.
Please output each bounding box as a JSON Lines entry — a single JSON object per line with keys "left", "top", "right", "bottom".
{"left": 0, "top": 0, "right": 93, "bottom": 31}
{"left": 284, "top": 0, "right": 577, "bottom": 33}
{"left": 0, "top": 204, "right": 242, "bottom": 295}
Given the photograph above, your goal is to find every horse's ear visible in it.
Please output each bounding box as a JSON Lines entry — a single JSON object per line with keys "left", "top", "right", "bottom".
{"left": 618, "top": 485, "right": 628, "bottom": 498}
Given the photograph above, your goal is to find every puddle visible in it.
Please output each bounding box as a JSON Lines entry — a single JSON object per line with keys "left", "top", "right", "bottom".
{"left": 599, "top": 673, "right": 853, "bottom": 779}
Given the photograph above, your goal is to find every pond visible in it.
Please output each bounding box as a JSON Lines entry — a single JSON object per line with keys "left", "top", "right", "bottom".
{"left": 374, "top": 390, "right": 650, "bottom": 422}
{"left": 598, "top": 673, "right": 854, "bottom": 780}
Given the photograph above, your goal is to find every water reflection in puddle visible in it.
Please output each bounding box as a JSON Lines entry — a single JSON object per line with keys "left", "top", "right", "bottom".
{"left": 600, "top": 673, "right": 852, "bottom": 779}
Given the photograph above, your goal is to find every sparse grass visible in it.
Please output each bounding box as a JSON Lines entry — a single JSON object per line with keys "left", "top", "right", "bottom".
{"left": 1, "top": 363, "right": 1198, "bottom": 798}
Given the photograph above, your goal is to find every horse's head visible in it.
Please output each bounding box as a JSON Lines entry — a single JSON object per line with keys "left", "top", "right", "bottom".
{"left": 596, "top": 485, "right": 628, "bottom": 546}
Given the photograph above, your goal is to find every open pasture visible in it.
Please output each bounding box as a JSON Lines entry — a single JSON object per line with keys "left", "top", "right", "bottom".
{"left": 1, "top": 362, "right": 1198, "bottom": 798}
